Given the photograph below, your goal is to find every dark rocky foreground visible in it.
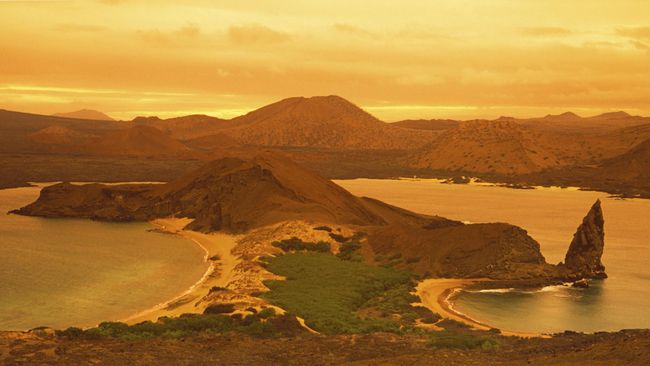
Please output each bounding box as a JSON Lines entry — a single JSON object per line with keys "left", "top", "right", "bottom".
{"left": 2, "top": 330, "right": 650, "bottom": 365}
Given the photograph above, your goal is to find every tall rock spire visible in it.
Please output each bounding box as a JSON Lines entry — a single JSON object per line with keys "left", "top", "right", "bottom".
{"left": 564, "top": 199, "right": 607, "bottom": 279}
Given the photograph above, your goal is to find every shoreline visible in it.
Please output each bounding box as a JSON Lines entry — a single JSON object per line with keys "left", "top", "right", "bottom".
{"left": 416, "top": 278, "right": 547, "bottom": 338}
{"left": 121, "top": 218, "right": 241, "bottom": 325}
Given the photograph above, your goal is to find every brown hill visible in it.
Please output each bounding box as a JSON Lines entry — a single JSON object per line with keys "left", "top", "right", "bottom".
{"left": 28, "top": 125, "right": 95, "bottom": 145}
{"left": 53, "top": 109, "right": 114, "bottom": 121}
{"left": 80, "top": 125, "right": 203, "bottom": 159}
{"left": 133, "top": 114, "right": 228, "bottom": 140}
{"left": 0, "top": 109, "right": 121, "bottom": 154}
{"left": 598, "top": 138, "right": 650, "bottom": 182}
{"left": 13, "top": 153, "right": 384, "bottom": 232}
{"left": 406, "top": 120, "right": 568, "bottom": 175}
{"left": 193, "top": 96, "right": 437, "bottom": 150}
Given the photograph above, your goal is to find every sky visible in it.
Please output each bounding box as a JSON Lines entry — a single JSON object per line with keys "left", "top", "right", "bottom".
{"left": 1, "top": 0, "right": 650, "bottom": 121}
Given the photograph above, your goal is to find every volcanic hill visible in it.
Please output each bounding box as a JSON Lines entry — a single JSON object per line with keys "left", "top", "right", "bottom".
{"left": 13, "top": 153, "right": 606, "bottom": 282}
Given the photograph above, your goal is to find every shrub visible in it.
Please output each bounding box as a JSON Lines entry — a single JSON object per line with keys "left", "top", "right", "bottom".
{"left": 257, "top": 307, "right": 276, "bottom": 319}
{"left": 337, "top": 241, "right": 361, "bottom": 260}
{"left": 56, "top": 327, "right": 84, "bottom": 339}
{"left": 209, "top": 286, "right": 228, "bottom": 293}
{"left": 203, "top": 303, "right": 236, "bottom": 315}
{"left": 437, "top": 318, "right": 471, "bottom": 330}
{"left": 272, "top": 237, "right": 331, "bottom": 253}
{"left": 313, "top": 226, "right": 332, "bottom": 232}
{"left": 328, "top": 233, "right": 348, "bottom": 243}
{"left": 428, "top": 331, "right": 499, "bottom": 350}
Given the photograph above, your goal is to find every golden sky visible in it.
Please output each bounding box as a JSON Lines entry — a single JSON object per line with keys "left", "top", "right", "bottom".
{"left": 1, "top": 0, "right": 650, "bottom": 120}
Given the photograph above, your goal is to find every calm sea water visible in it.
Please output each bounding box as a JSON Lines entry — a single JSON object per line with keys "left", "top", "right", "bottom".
{"left": 0, "top": 186, "right": 208, "bottom": 331}
{"left": 336, "top": 179, "right": 650, "bottom": 333}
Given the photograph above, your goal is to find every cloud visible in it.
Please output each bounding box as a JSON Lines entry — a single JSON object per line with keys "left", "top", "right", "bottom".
{"left": 98, "top": 0, "right": 129, "bottom": 5}
{"left": 137, "top": 24, "right": 201, "bottom": 46}
{"left": 629, "top": 40, "right": 650, "bottom": 51}
{"left": 228, "top": 24, "right": 290, "bottom": 45}
{"left": 52, "top": 23, "right": 107, "bottom": 33}
{"left": 617, "top": 26, "right": 650, "bottom": 40}
{"left": 332, "top": 23, "right": 376, "bottom": 38}
{"left": 520, "top": 27, "right": 573, "bottom": 37}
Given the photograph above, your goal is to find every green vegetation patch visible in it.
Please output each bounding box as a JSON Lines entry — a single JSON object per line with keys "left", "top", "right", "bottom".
{"left": 56, "top": 309, "right": 304, "bottom": 341}
{"left": 262, "top": 252, "right": 425, "bottom": 334}
{"left": 337, "top": 240, "right": 362, "bottom": 261}
{"left": 272, "top": 237, "right": 331, "bottom": 253}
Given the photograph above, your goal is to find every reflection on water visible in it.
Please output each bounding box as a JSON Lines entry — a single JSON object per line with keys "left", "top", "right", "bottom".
{"left": 336, "top": 179, "right": 650, "bottom": 333}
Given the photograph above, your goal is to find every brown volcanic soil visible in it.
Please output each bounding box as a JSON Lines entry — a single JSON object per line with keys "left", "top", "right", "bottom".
{"left": 133, "top": 114, "right": 228, "bottom": 140}
{"left": 28, "top": 125, "right": 95, "bottom": 146}
{"left": 406, "top": 120, "right": 567, "bottom": 175}
{"left": 78, "top": 125, "right": 204, "bottom": 159}
{"left": 598, "top": 138, "right": 650, "bottom": 181}
{"left": 2, "top": 330, "right": 649, "bottom": 365}
{"left": 515, "top": 137, "right": 650, "bottom": 198}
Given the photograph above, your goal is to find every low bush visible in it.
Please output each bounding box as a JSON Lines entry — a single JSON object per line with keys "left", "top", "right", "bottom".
{"left": 337, "top": 241, "right": 361, "bottom": 260}
{"left": 272, "top": 237, "right": 331, "bottom": 253}
{"left": 328, "top": 233, "right": 348, "bottom": 243}
{"left": 55, "top": 312, "right": 303, "bottom": 340}
{"left": 203, "top": 303, "right": 236, "bottom": 314}
{"left": 313, "top": 226, "right": 332, "bottom": 232}
{"left": 428, "top": 331, "right": 499, "bottom": 350}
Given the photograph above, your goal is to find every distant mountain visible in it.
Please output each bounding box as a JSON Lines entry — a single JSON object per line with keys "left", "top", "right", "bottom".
{"left": 592, "top": 111, "right": 632, "bottom": 120}
{"left": 133, "top": 114, "right": 227, "bottom": 140}
{"left": 53, "top": 109, "right": 114, "bottom": 121}
{"left": 391, "top": 119, "right": 459, "bottom": 131}
{"left": 542, "top": 111, "right": 582, "bottom": 121}
{"left": 518, "top": 110, "right": 649, "bottom": 133}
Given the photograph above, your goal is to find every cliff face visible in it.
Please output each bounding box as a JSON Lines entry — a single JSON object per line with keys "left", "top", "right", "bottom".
{"left": 563, "top": 200, "right": 607, "bottom": 279}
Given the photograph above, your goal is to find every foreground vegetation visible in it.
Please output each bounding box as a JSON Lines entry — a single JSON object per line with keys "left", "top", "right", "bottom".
{"left": 56, "top": 310, "right": 301, "bottom": 341}
{"left": 261, "top": 252, "right": 437, "bottom": 334}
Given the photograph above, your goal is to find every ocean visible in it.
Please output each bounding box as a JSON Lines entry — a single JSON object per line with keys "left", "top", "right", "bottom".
{"left": 0, "top": 185, "right": 208, "bottom": 331}
{"left": 336, "top": 178, "right": 650, "bottom": 333}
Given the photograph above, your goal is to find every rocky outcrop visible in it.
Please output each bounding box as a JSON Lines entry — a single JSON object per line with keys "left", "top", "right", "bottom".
{"left": 11, "top": 154, "right": 385, "bottom": 233}
{"left": 563, "top": 199, "right": 607, "bottom": 279}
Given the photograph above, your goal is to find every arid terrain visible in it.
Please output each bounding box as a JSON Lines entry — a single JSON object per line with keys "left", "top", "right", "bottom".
{"left": 2, "top": 96, "right": 649, "bottom": 197}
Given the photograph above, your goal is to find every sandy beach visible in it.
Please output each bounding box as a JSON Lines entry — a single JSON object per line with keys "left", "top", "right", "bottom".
{"left": 416, "top": 278, "right": 545, "bottom": 338}
{"left": 122, "top": 218, "right": 242, "bottom": 324}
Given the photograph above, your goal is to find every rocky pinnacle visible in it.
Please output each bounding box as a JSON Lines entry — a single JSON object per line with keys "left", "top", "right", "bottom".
{"left": 564, "top": 199, "right": 607, "bottom": 279}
